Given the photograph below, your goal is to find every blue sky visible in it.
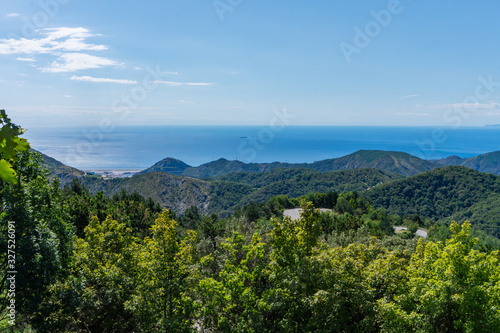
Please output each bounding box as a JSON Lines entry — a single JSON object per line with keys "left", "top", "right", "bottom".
{"left": 2, "top": 0, "right": 500, "bottom": 128}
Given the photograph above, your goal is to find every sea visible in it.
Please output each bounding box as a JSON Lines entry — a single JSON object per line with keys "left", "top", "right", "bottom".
{"left": 23, "top": 126, "right": 500, "bottom": 170}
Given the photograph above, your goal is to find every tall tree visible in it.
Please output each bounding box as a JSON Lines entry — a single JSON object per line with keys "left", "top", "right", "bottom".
{"left": 131, "top": 210, "right": 199, "bottom": 332}
{"left": 0, "top": 150, "right": 73, "bottom": 329}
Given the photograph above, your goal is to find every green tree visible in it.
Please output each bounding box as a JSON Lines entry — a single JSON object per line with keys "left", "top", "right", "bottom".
{"left": 258, "top": 200, "right": 322, "bottom": 332}
{"left": 0, "top": 150, "right": 73, "bottom": 330}
{"left": 199, "top": 232, "right": 268, "bottom": 332}
{"left": 53, "top": 216, "right": 141, "bottom": 332}
{"left": 379, "top": 221, "right": 500, "bottom": 332}
{"left": 131, "top": 210, "right": 198, "bottom": 332}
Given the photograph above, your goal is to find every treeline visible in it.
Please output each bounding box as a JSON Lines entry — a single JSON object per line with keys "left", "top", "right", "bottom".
{"left": 2, "top": 150, "right": 500, "bottom": 332}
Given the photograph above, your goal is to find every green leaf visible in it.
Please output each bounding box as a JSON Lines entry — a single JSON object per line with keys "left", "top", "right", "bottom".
{"left": 0, "top": 159, "right": 17, "bottom": 184}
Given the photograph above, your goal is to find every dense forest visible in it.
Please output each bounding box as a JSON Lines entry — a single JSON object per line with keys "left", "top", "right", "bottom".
{"left": 2, "top": 112, "right": 500, "bottom": 332}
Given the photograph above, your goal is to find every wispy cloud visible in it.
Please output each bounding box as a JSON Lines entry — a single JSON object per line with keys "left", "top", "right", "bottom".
{"left": 41, "top": 53, "right": 121, "bottom": 73}
{"left": 154, "top": 81, "right": 183, "bottom": 86}
{"left": 16, "top": 57, "right": 35, "bottom": 62}
{"left": 154, "top": 81, "right": 215, "bottom": 86}
{"left": 6, "top": 13, "right": 20, "bottom": 17}
{"left": 0, "top": 27, "right": 119, "bottom": 72}
{"left": 400, "top": 94, "right": 418, "bottom": 99}
{"left": 70, "top": 75, "right": 138, "bottom": 84}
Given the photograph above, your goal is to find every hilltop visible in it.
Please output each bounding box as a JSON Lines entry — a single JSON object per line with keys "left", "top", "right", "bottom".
{"left": 137, "top": 157, "right": 191, "bottom": 175}
{"left": 140, "top": 150, "right": 443, "bottom": 179}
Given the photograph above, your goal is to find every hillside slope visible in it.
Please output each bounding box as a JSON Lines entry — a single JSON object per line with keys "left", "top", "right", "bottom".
{"left": 309, "top": 150, "right": 440, "bottom": 176}
{"left": 362, "top": 166, "right": 500, "bottom": 237}
{"left": 82, "top": 167, "right": 400, "bottom": 216}
{"left": 84, "top": 172, "right": 211, "bottom": 214}
{"left": 35, "top": 150, "right": 85, "bottom": 185}
{"left": 437, "top": 151, "right": 500, "bottom": 175}
{"left": 209, "top": 168, "right": 402, "bottom": 215}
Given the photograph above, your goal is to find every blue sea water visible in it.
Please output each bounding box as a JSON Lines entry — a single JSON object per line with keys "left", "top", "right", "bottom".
{"left": 23, "top": 126, "right": 500, "bottom": 170}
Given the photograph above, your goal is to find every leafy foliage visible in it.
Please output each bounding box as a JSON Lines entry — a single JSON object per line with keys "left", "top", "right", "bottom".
{"left": 379, "top": 222, "right": 500, "bottom": 332}
{"left": 0, "top": 110, "right": 30, "bottom": 184}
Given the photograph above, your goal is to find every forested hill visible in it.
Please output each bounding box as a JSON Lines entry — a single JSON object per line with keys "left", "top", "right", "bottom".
{"left": 436, "top": 151, "right": 500, "bottom": 175}
{"left": 35, "top": 150, "right": 500, "bottom": 237}
{"left": 362, "top": 166, "right": 500, "bottom": 238}
{"left": 36, "top": 149, "right": 84, "bottom": 185}
{"left": 137, "top": 157, "right": 191, "bottom": 175}
{"left": 84, "top": 167, "right": 401, "bottom": 216}
{"left": 141, "top": 149, "right": 442, "bottom": 178}
{"left": 308, "top": 150, "right": 439, "bottom": 176}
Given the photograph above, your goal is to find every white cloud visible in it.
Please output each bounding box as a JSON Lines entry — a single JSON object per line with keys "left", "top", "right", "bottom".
{"left": 16, "top": 57, "right": 35, "bottom": 62}
{"left": 154, "top": 81, "right": 183, "bottom": 86}
{"left": 0, "top": 27, "right": 107, "bottom": 55}
{"left": 6, "top": 13, "right": 20, "bottom": 17}
{"left": 400, "top": 94, "right": 418, "bottom": 99}
{"left": 0, "top": 27, "right": 118, "bottom": 73}
{"left": 41, "top": 53, "right": 121, "bottom": 73}
{"left": 70, "top": 75, "right": 138, "bottom": 84}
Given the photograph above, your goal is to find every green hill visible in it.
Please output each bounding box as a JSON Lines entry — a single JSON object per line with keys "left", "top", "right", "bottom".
{"left": 362, "top": 166, "right": 500, "bottom": 237}
{"left": 84, "top": 171, "right": 211, "bottom": 214}
{"left": 309, "top": 150, "right": 440, "bottom": 176}
{"left": 440, "top": 195, "right": 500, "bottom": 238}
{"left": 140, "top": 150, "right": 442, "bottom": 179}
{"left": 209, "top": 168, "right": 402, "bottom": 215}
{"left": 437, "top": 151, "right": 500, "bottom": 175}
{"left": 182, "top": 158, "right": 274, "bottom": 178}
{"left": 82, "top": 167, "right": 400, "bottom": 216}
{"left": 35, "top": 149, "right": 85, "bottom": 185}
{"left": 137, "top": 157, "right": 191, "bottom": 175}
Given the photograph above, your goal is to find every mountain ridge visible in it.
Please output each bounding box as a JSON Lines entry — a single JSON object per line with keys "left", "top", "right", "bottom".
{"left": 141, "top": 149, "right": 443, "bottom": 178}
{"left": 436, "top": 151, "right": 500, "bottom": 175}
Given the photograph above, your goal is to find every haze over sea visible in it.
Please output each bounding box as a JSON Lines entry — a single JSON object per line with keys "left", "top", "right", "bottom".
{"left": 24, "top": 126, "right": 500, "bottom": 170}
